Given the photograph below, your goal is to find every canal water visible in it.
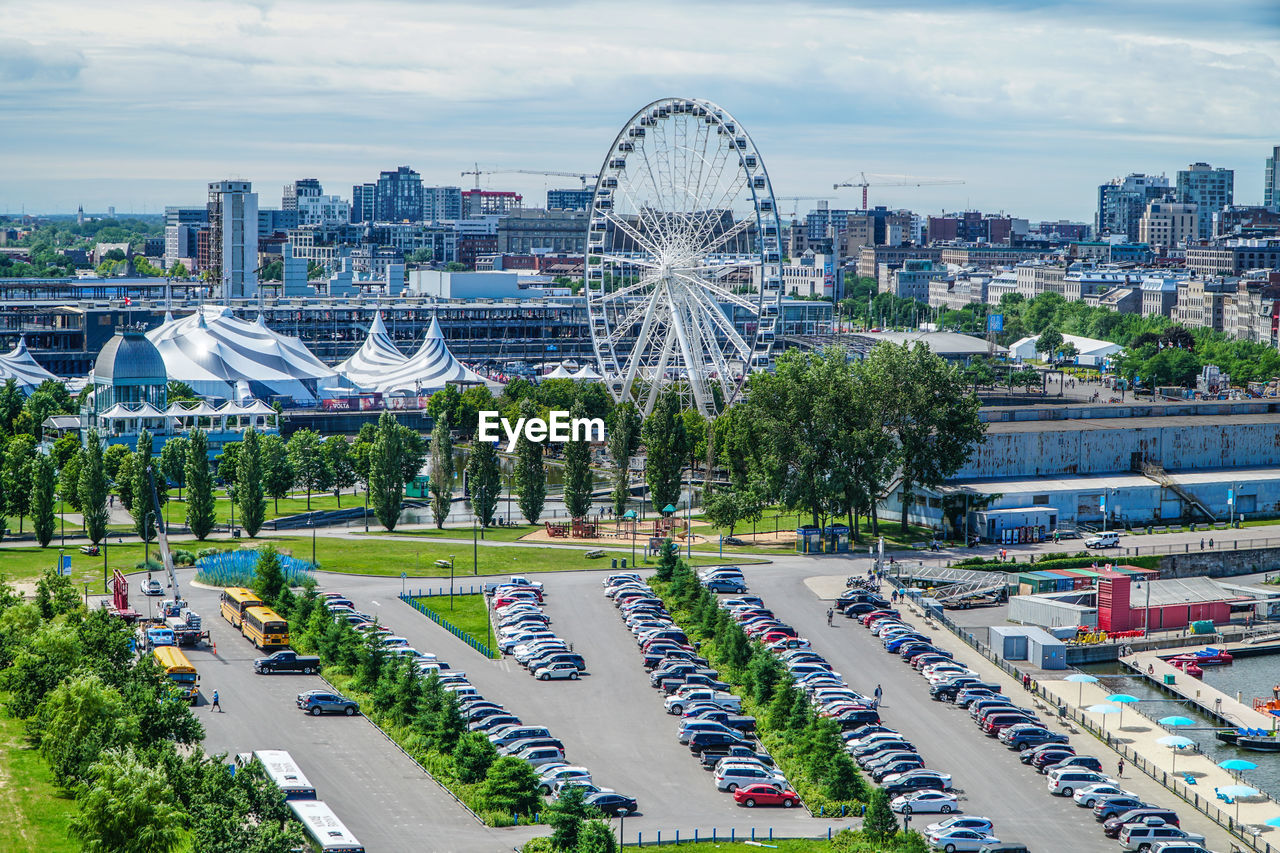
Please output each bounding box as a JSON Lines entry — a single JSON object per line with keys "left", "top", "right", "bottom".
{"left": 1082, "top": 653, "right": 1280, "bottom": 798}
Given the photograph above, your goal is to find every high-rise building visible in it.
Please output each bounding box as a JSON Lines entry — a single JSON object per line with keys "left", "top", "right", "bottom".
{"left": 547, "top": 188, "right": 593, "bottom": 211}
{"left": 297, "top": 194, "right": 348, "bottom": 226}
{"left": 351, "top": 183, "right": 376, "bottom": 224}
{"left": 1096, "top": 173, "right": 1171, "bottom": 241}
{"left": 207, "top": 180, "right": 259, "bottom": 300}
{"left": 374, "top": 166, "right": 424, "bottom": 222}
{"left": 462, "top": 189, "right": 522, "bottom": 218}
{"left": 1266, "top": 146, "right": 1280, "bottom": 210}
{"left": 1138, "top": 201, "right": 1198, "bottom": 249}
{"left": 163, "top": 206, "right": 209, "bottom": 270}
{"left": 283, "top": 178, "right": 322, "bottom": 211}
{"left": 424, "top": 186, "right": 464, "bottom": 221}
{"left": 1176, "top": 163, "right": 1233, "bottom": 240}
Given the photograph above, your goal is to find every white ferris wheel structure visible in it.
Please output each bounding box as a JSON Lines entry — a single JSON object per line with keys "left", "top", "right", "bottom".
{"left": 584, "top": 97, "right": 784, "bottom": 416}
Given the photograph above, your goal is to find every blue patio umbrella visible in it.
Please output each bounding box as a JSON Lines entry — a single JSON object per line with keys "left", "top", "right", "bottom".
{"left": 1157, "top": 735, "right": 1197, "bottom": 772}
{"left": 1087, "top": 703, "right": 1121, "bottom": 727}
{"left": 1107, "top": 693, "right": 1140, "bottom": 727}
{"left": 1159, "top": 715, "right": 1195, "bottom": 727}
{"left": 1219, "top": 759, "right": 1258, "bottom": 772}
{"left": 1218, "top": 784, "right": 1261, "bottom": 821}
{"left": 1266, "top": 817, "right": 1280, "bottom": 828}
{"left": 1065, "top": 672, "right": 1099, "bottom": 707}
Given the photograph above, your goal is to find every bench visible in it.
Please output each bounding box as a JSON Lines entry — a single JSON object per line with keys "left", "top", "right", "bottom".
{"left": 585, "top": 549, "right": 606, "bottom": 559}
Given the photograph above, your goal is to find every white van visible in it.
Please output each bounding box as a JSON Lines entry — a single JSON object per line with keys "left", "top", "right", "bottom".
{"left": 1085, "top": 531, "right": 1119, "bottom": 548}
{"left": 1046, "top": 768, "right": 1111, "bottom": 796}
{"left": 1118, "top": 822, "right": 1205, "bottom": 851}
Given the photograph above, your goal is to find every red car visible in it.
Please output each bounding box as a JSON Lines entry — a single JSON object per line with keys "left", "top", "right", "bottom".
{"left": 759, "top": 628, "right": 798, "bottom": 644}
{"left": 733, "top": 783, "right": 800, "bottom": 808}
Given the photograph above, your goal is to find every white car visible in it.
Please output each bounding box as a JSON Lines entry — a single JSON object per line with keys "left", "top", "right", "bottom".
{"left": 891, "top": 789, "right": 960, "bottom": 815}
{"left": 139, "top": 578, "right": 164, "bottom": 596}
{"left": 713, "top": 763, "right": 788, "bottom": 792}
{"left": 925, "top": 816, "right": 993, "bottom": 837}
{"left": 537, "top": 765, "right": 591, "bottom": 794}
{"left": 927, "top": 828, "right": 999, "bottom": 852}
{"left": 534, "top": 662, "right": 581, "bottom": 681}
{"left": 1073, "top": 782, "right": 1132, "bottom": 808}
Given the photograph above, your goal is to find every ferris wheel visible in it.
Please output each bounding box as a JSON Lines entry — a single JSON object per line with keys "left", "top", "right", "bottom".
{"left": 584, "top": 97, "right": 784, "bottom": 416}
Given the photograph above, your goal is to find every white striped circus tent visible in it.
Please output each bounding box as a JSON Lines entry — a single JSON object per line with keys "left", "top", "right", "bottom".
{"left": 370, "top": 316, "right": 500, "bottom": 395}
{"left": 146, "top": 306, "right": 349, "bottom": 404}
{"left": 335, "top": 313, "right": 409, "bottom": 391}
{"left": 0, "top": 336, "right": 60, "bottom": 392}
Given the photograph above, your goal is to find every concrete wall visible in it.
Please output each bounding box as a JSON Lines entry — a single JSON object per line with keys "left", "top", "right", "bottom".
{"left": 957, "top": 422, "right": 1280, "bottom": 479}
{"left": 1159, "top": 546, "right": 1280, "bottom": 579}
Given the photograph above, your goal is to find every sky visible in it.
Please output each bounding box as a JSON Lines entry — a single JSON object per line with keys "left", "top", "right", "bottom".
{"left": 2, "top": 0, "right": 1277, "bottom": 221}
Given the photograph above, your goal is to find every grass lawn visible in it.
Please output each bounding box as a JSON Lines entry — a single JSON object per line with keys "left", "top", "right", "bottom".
{"left": 691, "top": 505, "right": 936, "bottom": 554}
{"left": 0, "top": 539, "right": 206, "bottom": 585}
{"left": 0, "top": 694, "right": 79, "bottom": 853}
{"left": 409, "top": 594, "right": 497, "bottom": 657}
{"left": 357, "top": 523, "right": 537, "bottom": 543}
{"left": 259, "top": 535, "right": 746, "bottom": 578}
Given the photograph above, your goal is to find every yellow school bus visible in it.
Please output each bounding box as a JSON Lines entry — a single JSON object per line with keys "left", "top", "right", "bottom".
{"left": 221, "top": 587, "right": 263, "bottom": 629}
{"left": 242, "top": 605, "right": 290, "bottom": 649}
{"left": 152, "top": 645, "right": 200, "bottom": 704}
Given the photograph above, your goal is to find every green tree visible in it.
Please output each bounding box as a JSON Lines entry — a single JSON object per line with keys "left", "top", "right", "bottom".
{"left": 286, "top": 429, "right": 330, "bottom": 510}
{"left": 606, "top": 401, "right": 641, "bottom": 516}
{"left": 31, "top": 452, "right": 56, "bottom": 547}
{"left": 0, "top": 379, "right": 22, "bottom": 434}
{"left": 479, "top": 756, "right": 542, "bottom": 816}
{"left": 237, "top": 428, "right": 266, "bottom": 538}
{"left": 103, "top": 442, "right": 131, "bottom": 482}
{"left": 641, "top": 391, "right": 689, "bottom": 512}
{"left": 512, "top": 398, "right": 546, "bottom": 524}
{"left": 35, "top": 566, "right": 82, "bottom": 619}
{"left": 69, "top": 747, "right": 187, "bottom": 853}
{"left": 3, "top": 433, "right": 36, "bottom": 533}
{"left": 369, "top": 411, "right": 406, "bottom": 532}
{"left": 326, "top": 436, "right": 356, "bottom": 505}
{"left": 214, "top": 441, "right": 241, "bottom": 491}
{"left": 184, "top": 430, "right": 216, "bottom": 541}
{"left": 58, "top": 444, "right": 83, "bottom": 517}
{"left": 164, "top": 380, "right": 198, "bottom": 404}
{"left": 863, "top": 343, "right": 985, "bottom": 532}
{"left": 453, "top": 730, "right": 498, "bottom": 784}
{"left": 547, "top": 783, "right": 591, "bottom": 850}
{"left": 398, "top": 425, "right": 426, "bottom": 485}
{"left": 466, "top": 439, "right": 501, "bottom": 528}
{"left": 30, "top": 672, "right": 139, "bottom": 791}
{"left": 574, "top": 821, "right": 618, "bottom": 853}
{"left": 80, "top": 432, "right": 110, "bottom": 545}
{"left": 562, "top": 402, "right": 594, "bottom": 519}
{"left": 260, "top": 433, "right": 293, "bottom": 513}
{"left": 1036, "top": 326, "right": 1064, "bottom": 360}
{"left": 130, "top": 430, "right": 161, "bottom": 546}
{"left": 253, "top": 544, "right": 285, "bottom": 606}
{"left": 159, "top": 435, "right": 188, "bottom": 500}
{"left": 654, "top": 537, "right": 679, "bottom": 583}
{"left": 428, "top": 412, "right": 455, "bottom": 529}
{"left": 862, "top": 787, "right": 899, "bottom": 841}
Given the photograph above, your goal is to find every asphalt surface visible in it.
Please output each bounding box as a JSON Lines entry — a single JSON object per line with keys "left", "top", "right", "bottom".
{"left": 337, "top": 571, "right": 839, "bottom": 840}
{"left": 179, "top": 570, "right": 534, "bottom": 853}
{"left": 744, "top": 555, "right": 1240, "bottom": 853}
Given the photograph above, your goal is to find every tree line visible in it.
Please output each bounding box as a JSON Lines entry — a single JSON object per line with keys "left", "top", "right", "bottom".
{"left": 0, "top": 567, "right": 308, "bottom": 851}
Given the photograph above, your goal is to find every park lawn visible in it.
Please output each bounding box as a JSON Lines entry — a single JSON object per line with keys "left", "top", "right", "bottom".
{"left": 254, "top": 535, "right": 745, "bottom": 578}
{"left": 691, "top": 505, "right": 936, "bottom": 552}
{"left": 356, "top": 523, "right": 537, "bottom": 543}
{"left": 202, "top": 491, "right": 367, "bottom": 524}
{"left": 0, "top": 693, "right": 80, "bottom": 853}
{"left": 0, "top": 539, "right": 208, "bottom": 585}
{"left": 410, "top": 594, "right": 496, "bottom": 656}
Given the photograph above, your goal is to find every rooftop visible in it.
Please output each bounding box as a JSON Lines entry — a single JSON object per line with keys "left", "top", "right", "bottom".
{"left": 1120, "top": 575, "right": 1245, "bottom": 607}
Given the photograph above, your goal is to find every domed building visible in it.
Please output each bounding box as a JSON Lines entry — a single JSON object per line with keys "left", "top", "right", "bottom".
{"left": 80, "top": 328, "right": 171, "bottom": 449}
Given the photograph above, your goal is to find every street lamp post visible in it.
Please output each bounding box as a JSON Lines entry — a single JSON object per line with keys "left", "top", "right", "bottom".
{"left": 449, "top": 554, "right": 456, "bottom": 612}
{"left": 308, "top": 517, "right": 316, "bottom": 568}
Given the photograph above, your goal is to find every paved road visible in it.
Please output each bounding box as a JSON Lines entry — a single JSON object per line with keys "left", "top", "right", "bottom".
{"left": 179, "top": 570, "right": 531, "bottom": 853}
{"left": 337, "top": 571, "right": 841, "bottom": 840}
{"left": 744, "top": 556, "right": 1240, "bottom": 853}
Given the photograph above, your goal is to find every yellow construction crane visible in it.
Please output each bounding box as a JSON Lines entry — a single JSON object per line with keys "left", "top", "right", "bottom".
{"left": 460, "top": 164, "right": 598, "bottom": 190}
{"left": 833, "top": 172, "right": 965, "bottom": 210}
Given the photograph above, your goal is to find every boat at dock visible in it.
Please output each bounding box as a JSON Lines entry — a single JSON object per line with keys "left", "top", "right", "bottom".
{"left": 1170, "top": 658, "right": 1205, "bottom": 678}
{"left": 1216, "top": 727, "right": 1280, "bottom": 751}
{"left": 1166, "top": 647, "right": 1234, "bottom": 668}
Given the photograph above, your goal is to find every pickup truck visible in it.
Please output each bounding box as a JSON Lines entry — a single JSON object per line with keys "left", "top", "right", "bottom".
{"left": 483, "top": 576, "right": 545, "bottom": 595}
{"left": 254, "top": 650, "right": 322, "bottom": 675}
{"left": 684, "top": 709, "right": 756, "bottom": 733}
{"left": 665, "top": 689, "right": 742, "bottom": 715}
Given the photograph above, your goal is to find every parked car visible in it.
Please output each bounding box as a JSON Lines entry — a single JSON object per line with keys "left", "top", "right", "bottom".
{"left": 714, "top": 763, "right": 788, "bottom": 792}
{"left": 665, "top": 689, "right": 741, "bottom": 715}
{"left": 1047, "top": 768, "right": 1113, "bottom": 796}
{"left": 925, "top": 817, "right": 994, "bottom": 837}
{"left": 891, "top": 790, "right": 959, "bottom": 814}
{"left": 1042, "top": 754, "right": 1103, "bottom": 775}
{"left": 584, "top": 792, "right": 637, "bottom": 816}
{"left": 1085, "top": 531, "right": 1120, "bottom": 548}
{"left": 884, "top": 773, "right": 949, "bottom": 798}
{"left": 534, "top": 662, "right": 582, "bottom": 681}
{"left": 1073, "top": 782, "right": 1133, "bottom": 808}
{"left": 700, "top": 745, "right": 774, "bottom": 770}
{"left": 687, "top": 730, "right": 753, "bottom": 753}
{"left": 1093, "top": 795, "right": 1150, "bottom": 820}
{"left": 1103, "top": 811, "right": 1181, "bottom": 838}
{"left": 733, "top": 783, "right": 799, "bottom": 808}
{"left": 927, "top": 828, "right": 999, "bottom": 852}
{"left": 704, "top": 577, "right": 747, "bottom": 594}
{"left": 254, "top": 650, "right": 321, "bottom": 674}
{"left": 296, "top": 690, "right": 359, "bottom": 716}
{"left": 1117, "top": 822, "right": 1204, "bottom": 851}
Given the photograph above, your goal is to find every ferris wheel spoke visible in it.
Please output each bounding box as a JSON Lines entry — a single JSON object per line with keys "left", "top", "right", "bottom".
{"left": 686, "top": 282, "right": 753, "bottom": 358}
{"left": 641, "top": 321, "right": 678, "bottom": 415}
{"left": 692, "top": 214, "right": 755, "bottom": 258}
{"left": 598, "top": 271, "right": 663, "bottom": 303}
{"left": 602, "top": 211, "right": 662, "bottom": 258}
{"left": 605, "top": 297, "right": 658, "bottom": 345}
{"left": 672, "top": 270, "right": 757, "bottom": 314}
{"left": 593, "top": 252, "right": 658, "bottom": 270}
{"left": 667, "top": 299, "right": 709, "bottom": 414}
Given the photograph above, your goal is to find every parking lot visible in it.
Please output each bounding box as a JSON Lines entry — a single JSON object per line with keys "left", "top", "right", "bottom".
{"left": 339, "top": 571, "right": 836, "bottom": 838}
{"left": 180, "top": 571, "right": 529, "bottom": 853}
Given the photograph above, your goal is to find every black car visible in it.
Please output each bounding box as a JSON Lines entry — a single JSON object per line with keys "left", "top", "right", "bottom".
{"left": 662, "top": 674, "right": 730, "bottom": 695}
{"left": 883, "top": 774, "right": 946, "bottom": 798}
{"left": 834, "top": 709, "right": 881, "bottom": 729}
{"left": 699, "top": 745, "right": 775, "bottom": 770}
{"left": 254, "top": 650, "right": 321, "bottom": 674}
{"left": 586, "top": 792, "right": 637, "bottom": 816}
{"left": 842, "top": 601, "right": 879, "bottom": 617}
{"left": 870, "top": 758, "right": 926, "bottom": 781}
{"left": 1005, "top": 728, "right": 1069, "bottom": 750}
{"left": 526, "top": 651, "right": 587, "bottom": 671}
{"left": 687, "top": 730, "right": 753, "bottom": 753}
{"left": 685, "top": 709, "right": 756, "bottom": 733}
{"left": 1102, "top": 808, "right": 1180, "bottom": 837}
{"left": 1093, "top": 796, "right": 1149, "bottom": 820}
{"left": 1020, "top": 743, "right": 1073, "bottom": 765}
{"left": 643, "top": 650, "right": 708, "bottom": 670}
{"left": 470, "top": 714, "right": 521, "bottom": 732}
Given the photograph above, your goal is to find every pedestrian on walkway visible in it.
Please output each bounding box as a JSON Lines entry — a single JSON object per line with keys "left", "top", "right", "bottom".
{"left": 873, "top": 684, "right": 883, "bottom": 707}
{"left": 1117, "top": 759, "right": 1124, "bottom": 777}
{"left": 827, "top": 608, "right": 834, "bottom": 626}
{"left": 1200, "top": 538, "right": 1205, "bottom": 550}
{"left": 211, "top": 690, "right": 221, "bottom": 712}
{"left": 1209, "top": 538, "right": 1214, "bottom": 548}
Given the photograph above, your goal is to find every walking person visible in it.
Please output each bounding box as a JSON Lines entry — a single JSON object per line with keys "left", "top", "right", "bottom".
{"left": 1117, "top": 759, "right": 1124, "bottom": 777}
{"left": 211, "top": 689, "right": 221, "bottom": 713}
{"left": 827, "top": 608, "right": 834, "bottom": 627}
{"left": 873, "top": 683, "right": 883, "bottom": 708}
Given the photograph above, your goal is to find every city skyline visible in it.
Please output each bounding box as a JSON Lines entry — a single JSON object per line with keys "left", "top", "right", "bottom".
{"left": 2, "top": 0, "right": 1278, "bottom": 219}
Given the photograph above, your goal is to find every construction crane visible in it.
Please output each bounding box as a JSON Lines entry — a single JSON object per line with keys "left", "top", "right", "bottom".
{"left": 460, "top": 164, "right": 598, "bottom": 190}
{"left": 833, "top": 172, "right": 965, "bottom": 210}
{"left": 774, "top": 196, "right": 831, "bottom": 218}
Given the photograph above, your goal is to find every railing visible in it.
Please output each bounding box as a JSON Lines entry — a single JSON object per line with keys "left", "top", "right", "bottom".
{"left": 1123, "top": 536, "right": 1280, "bottom": 557}
{"left": 399, "top": 592, "right": 497, "bottom": 658}
{"left": 914, "top": 593, "right": 1275, "bottom": 852}
{"left": 612, "top": 825, "right": 849, "bottom": 848}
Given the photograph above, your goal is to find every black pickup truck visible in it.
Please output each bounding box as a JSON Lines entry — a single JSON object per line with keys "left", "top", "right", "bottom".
{"left": 254, "top": 650, "right": 322, "bottom": 675}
